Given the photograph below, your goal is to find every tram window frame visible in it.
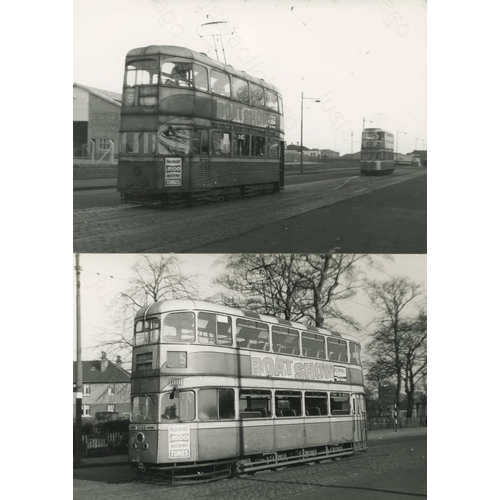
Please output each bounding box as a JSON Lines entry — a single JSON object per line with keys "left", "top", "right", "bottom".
{"left": 211, "top": 131, "right": 232, "bottom": 156}
{"left": 265, "top": 89, "right": 279, "bottom": 112}
{"left": 275, "top": 390, "right": 302, "bottom": 418}
{"left": 193, "top": 64, "right": 209, "bottom": 91}
{"left": 235, "top": 318, "right": 270, "bottom": 351}
{"left": 330, "top": 392, "right": 350, "bottom": 415}
{"left": 198, "top": 388, "right": 235, "bottom": 421}
{"left": 160, "top": 60, "right": 194, "bottom": 88}
{"left": 239, "top": 389, "right": 272, "bottom": 419}
{"left": 135, "top": 351, "right": 154, "bottom": 371}
{"left": 349, "top": 342, "right": 361, "bottom": 365}
{"left": 249, "top": 83, "right": 265, "bottom": 107}
{"left": 267, "top": 139, "right": 279, "bottom": 158}
{"left": 301, "top": 332, "right": 326, "bottom": 359}
{"left": 233, "top": 133, "right": 250, "bottom": 156}
{"left": 327, "top": 337, "right": 348, "bottom": 362}
{"left": 232, "top": 76, "right": 249, "bottom": 103}
{"left": 210, "top": 69, "right": 230, "bottom": 97}
{"left": 125, "top": 59, "right": 159, "bottom": 87}
{"left": 163, "top": 312, "right": 195, "bottom": 343}
{"left": 197, "top": 312, "right": 233, "bottom": 346}
{"left": 160, "top": 390, "right": 195, "bottom": 422}
{"left": 134, "top": 317, "right": 161, "bottom": 346}
{"left": 305, "top": 391, "right": 328, "bottom": 416}
{"left": 271, "top": 325, "right": 299, "bottom": 355}
{"left": 251, "top": 136, "right": 266, "bottom": 157}
{"left": 131, "top": 395, "right": 158, "bottom": 423}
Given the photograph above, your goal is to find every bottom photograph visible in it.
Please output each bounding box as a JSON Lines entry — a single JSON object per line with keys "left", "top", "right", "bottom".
{"left": 73, "top": 253, "right": 426, "bottom": 498}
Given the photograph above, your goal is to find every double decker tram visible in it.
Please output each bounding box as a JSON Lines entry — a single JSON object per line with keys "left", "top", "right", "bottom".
{"left": 360, "top": 128, "right": 394, "bottom": 175}
{"left": 129, "top": 300, "right": 367, "bottom": 481}
{"left": 118, "top": 46, "right": 285, "bottom": 205}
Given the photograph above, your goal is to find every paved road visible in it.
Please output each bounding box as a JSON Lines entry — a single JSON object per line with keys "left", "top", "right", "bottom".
{"left": 195, "top": 173, "right": 427, "bottom": 253}
{"left": 73, "top": 168, "right": 425, "bottom": 253}
{"left": 73, "top": 432, "right": 426, "bottom": 500}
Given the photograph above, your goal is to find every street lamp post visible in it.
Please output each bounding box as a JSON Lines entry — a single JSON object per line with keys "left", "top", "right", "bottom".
{"left": 395, "top": 129, "right": 407, "bottom": 165}
{"left": 300, "top": 92, "right": 321, "bottom": 174}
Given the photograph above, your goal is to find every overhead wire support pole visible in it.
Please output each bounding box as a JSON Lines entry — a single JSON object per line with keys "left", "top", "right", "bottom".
{"left": 74, "top": 253, "right": 83, "bottom": 464}
{"left": 300, "top": 92, "right": 304, "bottom": 175}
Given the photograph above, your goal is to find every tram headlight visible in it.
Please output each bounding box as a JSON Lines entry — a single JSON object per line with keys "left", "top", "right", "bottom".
{"left": 136, "top": 432, "right": 145, "bottom": 443}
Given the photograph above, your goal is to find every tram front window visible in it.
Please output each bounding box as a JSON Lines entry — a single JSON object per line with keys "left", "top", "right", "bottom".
{"left": 131, "top": 395, "right": 158, "bottom": 422}
{"left": 158, "top": 127, "right": 192, "bottom": 155}
{"left": 161, "top": 392, "right": 180, "bottom": 421}
{"left": 163, "top": 312, "right": 195, "bottom": 343}
{"left": 126, "top": 60, "right": 159, "bottom": 86}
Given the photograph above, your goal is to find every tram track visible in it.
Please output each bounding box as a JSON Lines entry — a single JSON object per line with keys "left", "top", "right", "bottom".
{"left": 73, "top": 169, "right": 426, "bottom": 253}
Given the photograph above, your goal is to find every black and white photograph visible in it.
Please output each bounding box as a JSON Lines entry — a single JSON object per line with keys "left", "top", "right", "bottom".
{"left": 68, "top": 0, "right": 430, "bottom": 498}
{"left": 73, "top": 0, "right": 426, "bottom": 254}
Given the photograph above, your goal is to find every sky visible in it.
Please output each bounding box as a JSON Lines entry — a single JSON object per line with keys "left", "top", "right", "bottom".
{"left": 74, "top": 253, "right": 427, "bottom": 367}
{"left": 74, "top": 0, "right": 426, "bottom": 156}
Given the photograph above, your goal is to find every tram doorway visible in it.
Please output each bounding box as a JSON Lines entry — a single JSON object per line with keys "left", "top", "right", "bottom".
{"left": 352, "top": 393, "right": 368, "bottom": 450}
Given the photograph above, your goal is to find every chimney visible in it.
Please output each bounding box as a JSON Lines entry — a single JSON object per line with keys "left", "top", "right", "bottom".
{"left": 116, "top": 355, "right": 122, "bottom": 367}
{"left": 100, "top": 351, "right": 109, "bottom": 372}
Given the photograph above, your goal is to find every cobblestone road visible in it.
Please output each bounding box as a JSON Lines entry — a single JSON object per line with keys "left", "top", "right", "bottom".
{"left": 73, "top": 431, "right": 426, "bottom": 500}
{"left": 73, "top": 169, "right": 426, "bottom": 254}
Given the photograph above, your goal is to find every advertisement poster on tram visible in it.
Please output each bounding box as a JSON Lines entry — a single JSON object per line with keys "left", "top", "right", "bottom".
{"left": 168, "top": 424, "right": 190, "bottom": 459}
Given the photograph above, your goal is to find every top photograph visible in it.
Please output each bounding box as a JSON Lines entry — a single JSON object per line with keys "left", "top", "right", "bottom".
{"left": 73, "top": 0, "right": 426, "bottom": 254}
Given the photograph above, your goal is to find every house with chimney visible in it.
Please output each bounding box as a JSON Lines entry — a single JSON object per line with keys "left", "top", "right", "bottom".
{"left": 73, "top": 352, "right": 131, "bottom": 421}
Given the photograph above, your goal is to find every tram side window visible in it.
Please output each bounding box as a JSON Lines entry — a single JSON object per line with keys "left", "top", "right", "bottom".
{"left": 193, "top": 129, "right": 209, "bottom": 154}
{"left": 305, "top": 391, "right": 328, "bottom": 416}
{"left": 267, "top": 139, "right": 279, "bottom": 158}
{"left": 126, "top": 60, "right": 159, "bottom": 86}
{"left": 193, "top": 64, "right": 209, "bottom": 91}
{"left": 330, "top": 392, "right": 350, "bottom": 415}
{"left": 265, "top": 89, "right": 279, "bottom": 112}
{"left": 161, "top": 60, "right": 193, "bottom": 87}
{"left": 233, "top": 134, "right": 250, "bottom": 156}
{"left": 275, "top": 391, "right": 302, "bottom": 417}
{"left": 163, "top": 312, "right": 195, "bottom": 343}
{"left": 251, "top": 136, "right": 266, "bottom": 156}
{"left": 122, "top": 132, "right": 139, "bottom": 154}
{"left": 131, "top": 395, "right": 158, "bottom": 423}
{"left": 239, "top": 389, "right": 272, "bottom": 419}
{"left": 232, "top": 77, "right": 249, "bottom": 103}
{"left": 197, "top": 312, "right": 233, "bottom": 345}
{"left": 235, "top": 318, "right": 269, "bottom": 350}
{"left": 212, "top": 131, "right": 232, "bottom": 155}
{"left": 271, "top": 325, "right": 299, "bottom": 355}
{"left": 327, "top": 337, "right": 348, "bottom": 362}
{"left": 250, "top": 83, "right": 265, "bottom": 107}
{"left": 198, "top": 388, "right": 235, "bottom": 420}
{"left": 301, "top": 332, "right": 326, "bottom": 359}
{"left": 211, "top": 70, "right": 230, "bottom": 97}
{"left": 349, "top": 342, "right": 361, "bottom": 365}
{"left": 135, "top": 318, "right": 160, "bottom": 345}
{"left": 158, "top": 127, "right": 192, "bottom": 155}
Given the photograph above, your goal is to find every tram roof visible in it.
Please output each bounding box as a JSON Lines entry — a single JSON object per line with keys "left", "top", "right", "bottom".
{"left": 135, "top": 299, "right": 360, "bottom": 343}
{"left": 126, "top": 45, "right": 281, "bottom": 94}
{"left": 363, "top": 127, "right": 393, "bottom": 134}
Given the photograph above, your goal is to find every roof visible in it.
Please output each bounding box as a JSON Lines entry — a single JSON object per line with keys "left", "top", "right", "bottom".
{"left": 73, "top": 359, "right": 130, "bottom": 385}
{"left": 135, "top": 299, "right": 360, "bottom": 343}
{"left": 125, "top": 45, "right": 281, "bottom": 95}
{"left": 73, "top": 83, "right": 122, "bottom": 107}
{"left": 286, "top": 144, "right": 310, "bottom": 151}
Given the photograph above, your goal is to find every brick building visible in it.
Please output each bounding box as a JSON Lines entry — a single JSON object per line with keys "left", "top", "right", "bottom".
{"left": 73, "top": 352, "right": 131, "bottom": 421}
{"left": 73, "top": 83, "right": 122, "bottom": 162}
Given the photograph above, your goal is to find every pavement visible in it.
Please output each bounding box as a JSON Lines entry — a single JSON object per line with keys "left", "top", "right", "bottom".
{"left": 73, "top": 426, "right": 426, "bottom": 469}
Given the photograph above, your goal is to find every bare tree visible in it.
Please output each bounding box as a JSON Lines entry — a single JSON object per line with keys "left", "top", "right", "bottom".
{"left": 97, "top": 255, "right": 199, "bottom": 365}
{"left": 367, "top": 277, "right": 424, "bottom": 415}
{"left": 401, "top": 311, "right": 427, "bottom": 417}
{"left": 212, "top": 253, "right": 368, "bottom": 330}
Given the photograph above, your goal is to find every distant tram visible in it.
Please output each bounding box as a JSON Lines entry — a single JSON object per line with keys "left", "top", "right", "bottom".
{"left": 118, "top": 46, "right": 285, "bottom": 205}
{"left": 360, "top": 128, "right": 394, "bottom": 175}
{"left": 129, "top": 300, "right": 367, "bottom": 481}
